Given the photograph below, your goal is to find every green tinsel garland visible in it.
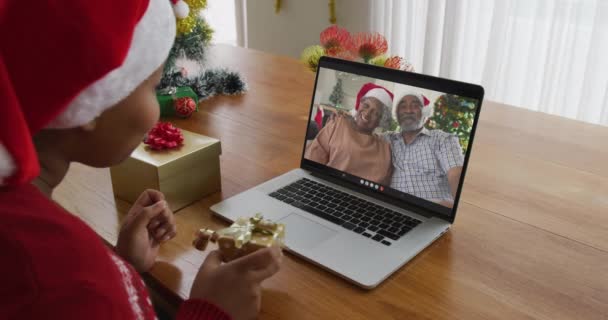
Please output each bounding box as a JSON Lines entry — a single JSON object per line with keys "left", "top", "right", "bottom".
{"left": 164, "top": 17, "right": 213, "bottom": 74}
{"left": 159, "top": 69, "right": 247, "bottom": 101}
{"left": 160, "top": 14, "right": 247, "bottom": 102}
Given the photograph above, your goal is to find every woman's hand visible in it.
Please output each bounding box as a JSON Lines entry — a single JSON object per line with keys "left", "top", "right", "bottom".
{"left": 190, "top": 247, "right": 283, "bottom": 320}
{"left": 116, "top": 189, "right": 177, "bottom": 272}
{"left": 328, "top": 109, "right": 352, "bottom": 122}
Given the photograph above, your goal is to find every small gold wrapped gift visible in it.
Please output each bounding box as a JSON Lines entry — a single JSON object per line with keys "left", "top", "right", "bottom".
{"left": 193, "top": 214, "right": 285, "bottom": 261}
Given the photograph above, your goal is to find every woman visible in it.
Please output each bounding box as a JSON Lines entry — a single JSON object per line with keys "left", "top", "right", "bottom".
{"left": 0, "top": 1, "right": 281, "bottom": 319}
{"left": 305, "top": 83, "right": 394, "bottom": 185}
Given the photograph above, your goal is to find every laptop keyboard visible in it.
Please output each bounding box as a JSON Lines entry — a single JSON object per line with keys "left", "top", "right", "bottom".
{"left": 269, "top": 178, "right": 422, "bottom": 246}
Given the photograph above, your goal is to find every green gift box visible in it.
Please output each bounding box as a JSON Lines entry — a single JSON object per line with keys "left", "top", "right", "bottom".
{"left": 156, "top": 86, "right": 199, "bottom": 117}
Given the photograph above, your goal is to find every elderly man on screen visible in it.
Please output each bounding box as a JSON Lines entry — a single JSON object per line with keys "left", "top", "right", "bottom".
{"left": 385, "top": 93, "right": 464, "bottom": 208}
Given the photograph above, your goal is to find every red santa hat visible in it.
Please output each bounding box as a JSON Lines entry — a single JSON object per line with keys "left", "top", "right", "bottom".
{"left": 0, "top": 0, "right": 176, "bottom": 186}
{"left": 314, "top": 107, "right": 325, "bottom": 130}
{"left": 355, "top": 83, "right": 394, "bottom": 111}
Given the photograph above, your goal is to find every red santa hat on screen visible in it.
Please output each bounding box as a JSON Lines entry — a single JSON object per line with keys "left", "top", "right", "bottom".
{"left": 394, "top": 92, "right": 433, "bottom": 121}
{"left": 314, "top": 107, "right": 325, "bottom": 130}
{"left": 355, "top": 83, "right": 394, "bottom": 112}
{"left": 0, "top": 0, "right": 176, "bottom": 186}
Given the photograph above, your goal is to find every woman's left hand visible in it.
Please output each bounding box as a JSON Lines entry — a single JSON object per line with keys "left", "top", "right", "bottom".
{"left": 116, "top": 189, "right": 177, "bottom": 272}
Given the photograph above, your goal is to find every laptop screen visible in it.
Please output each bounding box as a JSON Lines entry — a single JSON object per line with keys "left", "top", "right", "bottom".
{"left": 302, "top": 57, "right": 483, "bottom": 219}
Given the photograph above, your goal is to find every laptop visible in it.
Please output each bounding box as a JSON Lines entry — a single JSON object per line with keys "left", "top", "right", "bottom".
{"left": 211, "top": 56, "right": 484, "bottom": 289}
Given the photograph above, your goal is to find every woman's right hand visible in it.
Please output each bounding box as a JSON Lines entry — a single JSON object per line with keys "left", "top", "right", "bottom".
{"left": 190, "top": 247, "right": 283, "bottom": 320}
{"left": 328, "top": 109, "right": 351, "bottom": 122}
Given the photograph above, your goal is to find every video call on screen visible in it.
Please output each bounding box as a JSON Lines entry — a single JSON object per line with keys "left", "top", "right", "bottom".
{"left": 304, "top": 67, "right": 479, "bottom": 210}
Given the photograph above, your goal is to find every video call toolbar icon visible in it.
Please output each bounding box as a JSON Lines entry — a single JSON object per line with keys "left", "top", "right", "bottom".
{"left": 360, "top": 179, "right": 384, "bottom": 192}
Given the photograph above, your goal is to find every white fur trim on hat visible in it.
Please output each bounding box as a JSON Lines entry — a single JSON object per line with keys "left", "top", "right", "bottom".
{"left": 393, "top": 93, "right": 434, "bottom": 121}
{"left": 363, "top": 88, "right": 393, "bottom": 109}
{"left": 46, "top": 0, "right": 176, "bottom": 129}
{"left": 0, "top": 144, "right": 16, "bottom": 185}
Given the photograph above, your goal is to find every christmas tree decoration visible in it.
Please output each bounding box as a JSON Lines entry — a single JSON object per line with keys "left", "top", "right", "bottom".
{"left": 172, "top": 0, "right": 190, "bottom": 18}
{"left": 427, "top": 94, "right": 478, "bottom": 153}
{"left": 193, "top": 213, "right": 285, "bottom": 262}
{"left": 159, "top": 0, "right": 247, "bottom": 106}
{"left": 144, "top": 122, "right": 185, "bottom": 150}
{"left": 173, "top": 0, "right": 208, "bottom": 34}
{"left": 165, "top": 18, "right": 213, "bottom": 70}
{"left": 193, "top": 68, "right": 248, "bottom": 100}
{"left": 160, "top": 69, "right": 246, "bottom": 101}
{"left": 301, "top": 25, "right": 413, "bottom": 72}
{"left": 274, "top": 0, "right": 337, "bottom": 23}
{"left": 275, "top": 0, "right": 281, "bottom": 13}
{"left": 174, "top": 97, "right": 197, "bottom": 118}
{"left": 185, "top": 0, "right": 207, "bottom": 11}
{"left": 329, "top": 0, "right": 337, "bottom": 24}
{"left": 329, "top": 78, "right": 344, "bottom": 107}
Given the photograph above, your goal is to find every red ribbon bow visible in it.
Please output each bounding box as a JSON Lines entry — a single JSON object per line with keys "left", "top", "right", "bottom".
{"left": 144, "top": 122, "right": 184, "bottom": 150}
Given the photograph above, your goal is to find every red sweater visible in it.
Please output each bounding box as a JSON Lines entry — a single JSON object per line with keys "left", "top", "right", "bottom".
{"left": 0, "top": 184, "right": 230, "bottom": 320}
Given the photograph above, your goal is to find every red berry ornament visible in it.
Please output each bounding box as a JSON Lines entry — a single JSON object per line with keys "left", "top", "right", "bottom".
{"left": 174, "top": 97, "right": 196, "bottom": 118}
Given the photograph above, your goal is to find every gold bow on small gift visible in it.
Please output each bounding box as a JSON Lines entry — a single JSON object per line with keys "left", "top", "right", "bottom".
{"left": 212, "top": 213, "right": 279, "bottom": 249}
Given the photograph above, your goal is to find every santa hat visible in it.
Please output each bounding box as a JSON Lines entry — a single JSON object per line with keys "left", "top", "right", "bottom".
{"left": 393, "top": 93, "right": 433, "bottom": 120}
{"left": 314, "top": 107, "right": 325, "bottom": 130}
{"left": 355, "top": 83, "right": 394, "bottom": 111}
{"left": 0, "top": 0, "right": 176, "bottom": 186}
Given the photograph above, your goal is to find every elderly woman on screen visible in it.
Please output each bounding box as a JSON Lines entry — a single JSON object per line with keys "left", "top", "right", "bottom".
{"left": 305, "top": 83, "right": 394, "bottom": 185}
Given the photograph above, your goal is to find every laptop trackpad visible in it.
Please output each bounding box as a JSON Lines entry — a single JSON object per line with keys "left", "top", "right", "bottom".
{"left": 280, "top": 213, "right": 337, "bottom": 250}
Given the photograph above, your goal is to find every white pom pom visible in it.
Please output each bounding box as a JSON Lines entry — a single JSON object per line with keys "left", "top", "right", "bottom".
{"left": 174, "top": 57, "right": 203, "bottom": 78}
{"left": 173, "top": 0, "right": 190, "bottom": 19}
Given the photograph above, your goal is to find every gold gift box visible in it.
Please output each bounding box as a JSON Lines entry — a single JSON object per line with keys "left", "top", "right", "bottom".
{"left": 110, "top": 130, "right": 221, "bottom": 212}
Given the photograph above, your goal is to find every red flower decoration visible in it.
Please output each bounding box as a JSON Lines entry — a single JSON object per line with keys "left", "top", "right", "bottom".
{"left": 452, "top": 121, "right": 460, "bottom": 128}
{"left": 174, "top": 97, "right": 196, "bottom": 118}
{"left": 144, "top": 122, "right": 184, "bottom": 150}
{"left": 384, "top": 56, "right": 404, "bottom": 69}
{"left": 320, "top": 25, "right": 353, "bottom": 56}
{"left": 351, "top": 32, "right": 388, "bottom": 62}
{"left": 331, "top": 49, "right": 356, "bottom": 61}
{"left": 383, "top": 56, "right": 416, "bottom": 72}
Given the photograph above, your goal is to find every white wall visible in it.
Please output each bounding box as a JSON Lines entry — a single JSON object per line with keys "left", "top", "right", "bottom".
{"left": 203, "top": 0, "right": 237, "bottom": 46}
{"left": 245, "top": 0, "right": 371, "bottom": 58}
{"left": 314, "top": 68, "right": 378, "bottom": 110}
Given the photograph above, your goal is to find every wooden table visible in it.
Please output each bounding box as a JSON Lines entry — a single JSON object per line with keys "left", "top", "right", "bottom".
{"left": 54, "top": 44, "right": 608, "bottom": 319}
